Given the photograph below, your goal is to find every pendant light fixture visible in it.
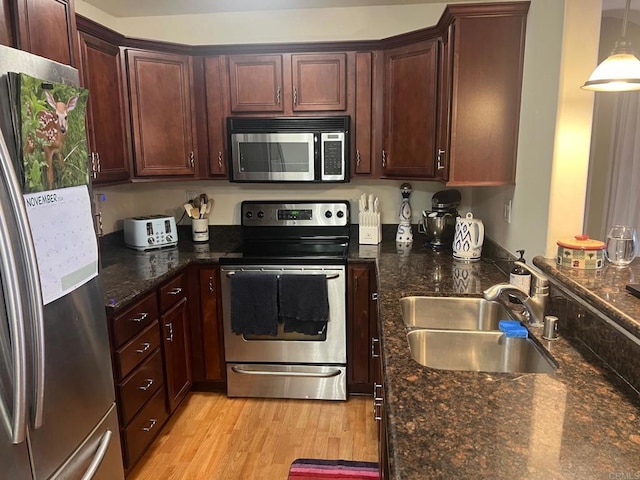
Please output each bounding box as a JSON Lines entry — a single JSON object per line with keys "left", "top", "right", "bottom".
{"left": 582, "top": 0, "right": 640, "bottom": 91}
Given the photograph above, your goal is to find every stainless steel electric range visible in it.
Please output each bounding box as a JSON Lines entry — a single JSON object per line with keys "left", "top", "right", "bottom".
{"left": 219, "top": 200, "right": 350, "bottom": 400}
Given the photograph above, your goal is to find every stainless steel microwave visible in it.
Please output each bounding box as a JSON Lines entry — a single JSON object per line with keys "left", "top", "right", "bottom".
{"left": 227, "top": 116, "right": 349, "bottom": 183}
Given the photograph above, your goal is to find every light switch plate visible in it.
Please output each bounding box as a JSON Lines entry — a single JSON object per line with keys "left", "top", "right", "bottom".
{"left": 503, "top": 200, "right": 512, "bottom": 224}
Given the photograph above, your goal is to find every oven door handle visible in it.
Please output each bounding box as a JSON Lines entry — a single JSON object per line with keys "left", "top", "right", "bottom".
{"left": 225, "top": 271, "right": 340, "bottom": 280}
{"left": 231, "top": 366, "right": 342, "bottom": 378}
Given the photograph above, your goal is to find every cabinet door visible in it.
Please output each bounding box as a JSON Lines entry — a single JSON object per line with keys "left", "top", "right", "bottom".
{"left": 347, "top": 262, "right": 377, "bottom": 394}
{"left": 78, "top": 32, "right": 131, "bottom": 184}
{"left": 382, "top": 40, "right": 438, "bottom": 178}
{"left": 375, "top": 360, "right": 389, "bottom": 480}
{"left": 127, "top": 49, "right": 196, "bottom": 177}
{"left": 15, "top": 0, "right": 79, "bottom": 66}
{"left": 161, "top": 296, "right": 192, "bottom": 413}
{"left": 354, "top": 52, "right": 372, "bottom": 175}
{"left": 435, "top": 27, "right": 452, "bottom": 182}
{"left": 199, "top": 267, "right": 225, "bottom": 382}
{"left": 228, "top": 54, "right": 284, "bottom": 113}
{"left": 204, "top": 56, "right": 228, "bottom": 177}
{"left": 0, "top": 0, "right": 15, "bottom": 47}
{"left": 291, "top": 53, "right": 346, "bottom": 112}
{"left": 445, "top": 9, "right": 527, "bottom": 185}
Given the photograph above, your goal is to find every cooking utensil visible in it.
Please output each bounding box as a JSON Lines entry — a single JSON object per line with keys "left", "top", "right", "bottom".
{"left": 183, "top": 203, "right": 193, "bottom": 218}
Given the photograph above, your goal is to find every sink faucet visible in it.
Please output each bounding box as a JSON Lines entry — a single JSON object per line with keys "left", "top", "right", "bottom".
{"left": 483, "top": 261, "right": 549, "bottom": 326}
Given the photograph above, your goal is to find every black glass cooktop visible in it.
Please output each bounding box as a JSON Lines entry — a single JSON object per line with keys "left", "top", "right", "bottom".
{"left": 222, "top": 239, "right": 349, "bottom": 265}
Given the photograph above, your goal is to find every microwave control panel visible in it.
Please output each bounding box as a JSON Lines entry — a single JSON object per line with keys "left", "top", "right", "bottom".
{"left": 321, "top": 132, "right": 345, "bottom": 181}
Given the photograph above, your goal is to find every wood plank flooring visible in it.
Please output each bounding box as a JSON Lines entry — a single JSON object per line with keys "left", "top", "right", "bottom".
{"left": 128, "top": 392, "right": 378, "bottom": 480}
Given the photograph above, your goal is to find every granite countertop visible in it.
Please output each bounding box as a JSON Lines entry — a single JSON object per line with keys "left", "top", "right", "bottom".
{"left": 99, "top": 228, "right": 640, "bottom": 479}
{"left": 375, "top": 244, "right": 640, "bottom": 479}
{"left": 100, "top": 226, "right": 240, "bottom": 311}
{"left": 533, "top": 256, "right": 640, "bottom": 340}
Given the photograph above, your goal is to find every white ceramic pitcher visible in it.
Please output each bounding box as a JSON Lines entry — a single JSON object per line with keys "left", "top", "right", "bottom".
{"left": 453, "top": 212, "right": 484, "bottom": 261}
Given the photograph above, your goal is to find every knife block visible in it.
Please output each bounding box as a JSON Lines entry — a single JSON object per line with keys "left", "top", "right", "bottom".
{"left": 359, "top": 212, "right": 381, "bottom": 244}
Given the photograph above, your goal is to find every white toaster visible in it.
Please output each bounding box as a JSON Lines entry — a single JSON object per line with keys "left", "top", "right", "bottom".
{"left": 124, "top": 215, "right": 178, "bottom": 251}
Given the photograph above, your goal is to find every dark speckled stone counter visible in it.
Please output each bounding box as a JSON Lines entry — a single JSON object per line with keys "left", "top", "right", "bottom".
{"left": 373, "top": 243, "right": 640, "bottom": 479}
{"left": 533, "top": 256, "right": 640, "bottom": 340}
{"left": 100, "top": 227, "right": 640, "bottom": 479}
{"left": 100, "top": 226, "right": 240, "bottom": 311}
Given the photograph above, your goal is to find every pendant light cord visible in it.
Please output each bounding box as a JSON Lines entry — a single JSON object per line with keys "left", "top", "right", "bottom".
{"left": 622, "top": 0, "right": 631, "bottom": 39}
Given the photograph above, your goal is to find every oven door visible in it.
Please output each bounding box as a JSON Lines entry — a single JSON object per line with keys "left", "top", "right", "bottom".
{"left": 230, "top": 132, "right": 316, "bottom": 182}
{"left": 220, "top": 265, "right": 346, "bottom": 364}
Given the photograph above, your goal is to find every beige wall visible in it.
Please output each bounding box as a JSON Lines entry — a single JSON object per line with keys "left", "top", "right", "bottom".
{"left": 75, "top": 1, "right": 480, "bottom": 44}
{"left": 94, "top": 179, "right": 475, "bottom": 233}
{"left": 77, "top": 0, "right": 603, "bottom": 259}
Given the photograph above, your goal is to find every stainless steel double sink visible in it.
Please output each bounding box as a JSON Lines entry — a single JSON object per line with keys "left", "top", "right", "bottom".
{"left": 400, "top": 297, "right": 558, "bottom": 374}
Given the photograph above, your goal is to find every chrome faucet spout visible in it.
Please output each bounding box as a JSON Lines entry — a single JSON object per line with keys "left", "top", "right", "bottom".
{"left": 483, "top": 278, "right": 548, "bottom": 327}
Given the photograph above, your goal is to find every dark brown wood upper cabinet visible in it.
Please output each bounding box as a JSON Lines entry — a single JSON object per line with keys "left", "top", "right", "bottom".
{"left": 77, "top": 30, "right": 131, "bottom": 184}
{"left": 439, "top": 4, "right": 528, "bottom": 186}
{"left": 204, "top": 55, "right": 229, "bottom": 177}
{"left": 126, "top": 49, "right": 197, "bottom": 177}
{"left": 381, "top": 39, "right": 438, "bottom": 178}
{"left": 227, "top": 52, "right": 348, "bottom": 115}
{"left": 291, "top": 53, "right": 346, "bottom": 112}
{"left": 0, "top": 0, "right": 15, "bottom": 47}
{"left": 228, "top": 54, "right": 284, "bottom": 113}
{"left": 14, "top": 0, "right": 79, "bottom": 66}
{"left": 354, "top": 51, "right": 374, "bottom": 176}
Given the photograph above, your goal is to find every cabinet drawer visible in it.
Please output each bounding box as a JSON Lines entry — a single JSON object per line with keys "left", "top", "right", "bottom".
{"left": 123, "top": 386, "right": 168, "bottom": 469}
{"left": 116, "top": 320, "right": 160, "bottom": 379}
{"left": 112, "top": 292, "right": 159, "bottom": 348}
{"left": 118, "top": 349, "right": 163, "bottom": 425}
{"left": 159, "top": 273, "right": 186, "bottom": 312}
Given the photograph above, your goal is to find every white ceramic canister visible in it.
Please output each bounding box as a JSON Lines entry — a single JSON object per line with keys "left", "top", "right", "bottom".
{"left": 453, "top": 212, "right": 484, "bottom": 261}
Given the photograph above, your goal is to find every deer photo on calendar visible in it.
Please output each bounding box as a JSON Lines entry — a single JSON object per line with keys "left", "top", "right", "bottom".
{"left": 18, "top": 73, "right": 89, "bottom": 193}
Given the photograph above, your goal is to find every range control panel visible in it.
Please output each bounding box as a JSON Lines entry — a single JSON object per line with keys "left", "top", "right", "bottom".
{"left": 241, "top": 201, "right": 349, "bottom": 228}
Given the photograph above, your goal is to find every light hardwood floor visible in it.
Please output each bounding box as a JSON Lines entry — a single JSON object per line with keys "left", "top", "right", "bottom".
{"left": 128, "top": 392, "right": 379, "bottom": 480}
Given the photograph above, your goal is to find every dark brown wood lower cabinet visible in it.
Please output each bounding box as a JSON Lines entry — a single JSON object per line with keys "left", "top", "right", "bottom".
{"left": 347, "top": 262, "right": 378, "bottom": 394}
{"left": 123, "top": 387, "right": 168, "bottom": 468}
{"left": 161, "top": 296, "right": 192, "bottom": 413}
{"left": 189, "top": 266, "right": 226, "bottom": 389}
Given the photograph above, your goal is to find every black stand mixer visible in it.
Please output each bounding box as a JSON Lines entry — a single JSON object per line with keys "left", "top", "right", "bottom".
{"left": 420, "top": 189, "right": 461, "bottom": 249}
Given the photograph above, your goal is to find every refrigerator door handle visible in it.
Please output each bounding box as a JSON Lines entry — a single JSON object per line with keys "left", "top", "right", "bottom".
{"left": 79, "top": 429, "right": 113, "bottom": 480}
{"left": 0, "top": 133, "right": 46, "bottom": 430}
{"left": 0, "top": 139, "right": 28, "bottom": 444}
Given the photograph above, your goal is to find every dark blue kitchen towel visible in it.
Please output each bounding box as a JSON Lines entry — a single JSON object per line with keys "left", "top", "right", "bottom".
{"left": 279, "top": 274, "right": 329, "bottom": 334}
{"left": 230, "top": 272, "right": 278, "bottom": 335}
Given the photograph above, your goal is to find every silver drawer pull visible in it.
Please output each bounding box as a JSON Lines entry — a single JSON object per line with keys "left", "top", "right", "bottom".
{"left": 136, "top": 342, "right": 151, "bottom": 354}
{"left": 231, "top": 366, "right": 341, "bottom": 378}
{"left": 142, "top": 418, "right": 157, "bottom": 432}
{"left": 138, "top": 379, "right": 154, "bottom": 391}
{"left": 168, "top": 287, "right": 182, "bottom": 295}
{"left": 371, "top": 337, "right": 380, "bottom": 359}
{"left": 130, "top": 312, "right": 148, "bottom": 323}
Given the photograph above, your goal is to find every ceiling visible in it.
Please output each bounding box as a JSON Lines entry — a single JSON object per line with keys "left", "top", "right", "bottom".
{"left": 83, "top": 0, "right": 481, "bottom": 18}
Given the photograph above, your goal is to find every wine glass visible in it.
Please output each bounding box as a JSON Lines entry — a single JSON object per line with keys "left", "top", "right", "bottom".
{"left": 605, "top": 225, "right": 639, "bottom": 266}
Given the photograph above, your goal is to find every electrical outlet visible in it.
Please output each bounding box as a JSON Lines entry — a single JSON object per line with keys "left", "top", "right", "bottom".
{"left": 186, "top": 190, "right": 197, "bottom": 203}
{"left": 503, "top": 200, "right": 512, "bottom": 224}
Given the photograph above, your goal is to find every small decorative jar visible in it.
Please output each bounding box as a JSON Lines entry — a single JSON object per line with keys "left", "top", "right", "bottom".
{"left": 556, "top": 235, "right": 606, "bottom": 269}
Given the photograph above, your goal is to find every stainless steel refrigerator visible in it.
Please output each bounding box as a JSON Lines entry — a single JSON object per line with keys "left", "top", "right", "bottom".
{"left": 0, "top": 45, "right": 124, "bottom": 479}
